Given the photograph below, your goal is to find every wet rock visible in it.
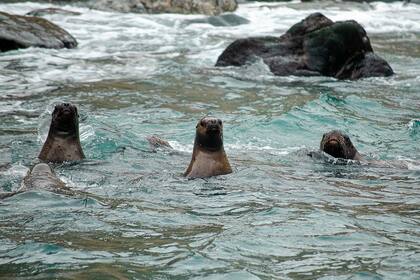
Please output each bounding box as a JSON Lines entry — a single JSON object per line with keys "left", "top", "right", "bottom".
{"left": 335, "top": 52, "right": 394, "bottom": 80}
{"left": 186, "top": 14, "right": 249, "bottom": 27}
{"left": 0, "top": 11, "right": 77, "bottom": 52}
{"left": 216, "top": 13, "right": 393, "bottom": 80}
{"left": 89, "top": 0, "right": 237, "bottom": 15}
{"left": 89, "top": 0, "right": 146, "bottom": 13}
{"left": 240, "top": 0, "right": 413, "bottom": 2}
{"left": 26, "top": 8, "right": 82, "bottom": 17}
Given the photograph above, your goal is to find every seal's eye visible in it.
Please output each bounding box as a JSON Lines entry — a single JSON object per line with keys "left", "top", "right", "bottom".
{"left": 218, "top": 120, "right": 222, "bottom": 125}
{"left": 362, "top": 36, "right": 369, "bottom": 45}
{"left": 200, "top": 120, "right": 206, "bottom": 127}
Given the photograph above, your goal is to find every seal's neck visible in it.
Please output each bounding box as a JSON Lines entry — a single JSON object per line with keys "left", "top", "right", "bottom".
{"left": 48, "top": 124, "right": 79, "bottom": 139}
{"left": 194, "top": 134, "right": 223, "bottom": 153}
{"left": 50, "top": 130, "right": 74, "bottom": 138}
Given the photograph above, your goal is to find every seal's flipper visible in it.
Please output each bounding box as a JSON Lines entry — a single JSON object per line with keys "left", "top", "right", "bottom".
{"left": 146, "top": 135, "right": 172, "bottom": 151}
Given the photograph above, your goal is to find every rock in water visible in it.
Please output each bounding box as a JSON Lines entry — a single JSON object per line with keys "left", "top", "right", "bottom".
{"left": 26, "top": 8, "right": 82, "bottom": 17}
{"left": 186, "top": 14, "right": 250, "bottom": 27}
{"left": 89, "top": 0, "right": 237, "bottom": 15}
{"left": 0, "top": 11, "right": 77, "bottom": 52}
{"left": 89, "top": 0, "right": 147, "bottom": 13}
{"left": 216, "top": 13, "right": 393, "bottom": 80}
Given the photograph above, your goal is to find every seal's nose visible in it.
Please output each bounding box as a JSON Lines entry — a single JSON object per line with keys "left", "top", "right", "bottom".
{"left": 327, "top": 139, "right": 339, "bottom": 147}
{"left": 63, "top": 103, "right": 70, "bottom": 107}
{"left": 206, "top": 119, "right": 222, "bottom": 130}
{"left": 324, "top": 139, "right": 343, "bottom": 158}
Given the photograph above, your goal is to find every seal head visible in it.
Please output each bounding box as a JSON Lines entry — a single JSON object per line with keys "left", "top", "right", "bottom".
{"left": 195, "top": 117, "right": 224, "bottom": 151}
{"left": 38, "top": 103, "right": 85, "bottom": 163}
{"left": 1, "top": 163, "right": 71, "bottom": 199}
{"left": 184, "top": 117, "right": 232, "bottom": 178}
{"left": 22, "top": 163, "right": 67, "bottom": 191}
{"left": 320, "top": 130, "right": 362, "bottom": 160}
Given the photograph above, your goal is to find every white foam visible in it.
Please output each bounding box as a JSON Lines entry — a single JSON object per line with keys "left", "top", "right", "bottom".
{"left": 168, "top": 141, "right": 193, "bottom": 153}
{"left": 234, "top": 1, "right": 420, "bottom": 34}
{"left": 407, "top": 162, "right": 420, "bottom": 171}
{"left": 168, "top": 140, "right": 304, "bottom": 156}
{"left": 3, "top": 164, "right": 29, "bottom": 177}
{"left": 1, "top": 1, "right": 419, "bottom": 89}
{"left": 226, "top": 143, "right": 305, "bottom": 156}
{"left": 408, "top": 119, "right": 420, "bottom": 131}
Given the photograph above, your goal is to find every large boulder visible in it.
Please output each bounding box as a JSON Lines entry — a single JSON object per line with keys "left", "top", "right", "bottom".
{"left": 216, "top": 13, "right": 394, "bottom": 80}
{"left": 89, "top": 0, "right": 238, "bottom": 15}
{"left": 26, "top": 8, "right": 82, "bottom": 17}
{"left": 0, "top": 11, "right": 77, "bottom": 52}
{"left": 186, "top": 13, "right": 250, "bottom": 27}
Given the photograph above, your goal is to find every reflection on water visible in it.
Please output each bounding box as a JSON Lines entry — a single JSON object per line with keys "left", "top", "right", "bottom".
{"left": 0, "top": 1, "right": 419, "bottom": 279}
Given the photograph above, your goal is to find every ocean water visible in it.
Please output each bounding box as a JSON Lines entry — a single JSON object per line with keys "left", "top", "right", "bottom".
{"left": 0, "top": 1, "right": 419, "bottom": 279}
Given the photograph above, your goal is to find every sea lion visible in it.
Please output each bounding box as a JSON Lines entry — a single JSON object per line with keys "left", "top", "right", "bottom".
{"left": 320, "top": 130, "right": 362, "bottom": 160}
{"left": 184, "top": 117, "right": 232, "bottom": 178}
{"left": 0, "top": 163, "right": 74, "bottom": 200}
{"left": 315, "top": 130, "right": 415, "bottom": 169}
{"left": 38, "top": 103, "right": 85, "bottom": 163}
{"left": 20, "top": 163, "right": 74, "bottom": 195}
{"left": 1, "top": 163, "right": 113, "bottom": 202}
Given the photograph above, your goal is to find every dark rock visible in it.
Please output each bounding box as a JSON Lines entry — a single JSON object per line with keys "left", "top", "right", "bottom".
{"left": 26, "top": 8, "right": 82, "bottom": 17}
{"left": 303, "top": 20, "right": 373, "bottom": 76}
{"left": 216, "top": 13, "right": 393, "bottom": 80}
{"left": 0, "top": 11, "right": 77, "bottom": 52}
{"left": 186, "top": 14, "right": 249, "bottom": 27}
{"left": 336, "top": 52, "right": 394, "bottom": 80}
{"left": 215, "top": 36, "right": 283, "bottom": 67}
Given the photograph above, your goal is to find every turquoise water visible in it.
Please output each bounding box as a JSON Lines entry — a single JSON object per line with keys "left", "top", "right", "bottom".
{"left": 1, "top": 1, "right": 420, "bottom": 279}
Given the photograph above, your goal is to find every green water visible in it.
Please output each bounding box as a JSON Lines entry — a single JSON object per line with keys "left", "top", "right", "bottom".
{"left": 0, "top": 1, "right": 419, "bottom": 279}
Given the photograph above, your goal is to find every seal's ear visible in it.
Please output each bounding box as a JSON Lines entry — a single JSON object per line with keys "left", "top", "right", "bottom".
{"left": 343, "top": 134, "right": 352, "bottom": 145}
{"left": 51, "top": 107, "right": 59, "bottom": 118}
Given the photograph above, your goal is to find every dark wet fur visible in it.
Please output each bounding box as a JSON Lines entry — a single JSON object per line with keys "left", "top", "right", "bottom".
{"left": 38, "top": 103, "right": 85, "bottom": 163}
{"left": 184, "top": 117, "right": 232, "bottom": 178}
{"left": 195, "top": 118, "right": 224, "bottom": 152}
{"left": 50, "top": 103, "right": 79, "bottom": 135}
{"left": 320, "top": 130, "right": 361, "bottom": 160}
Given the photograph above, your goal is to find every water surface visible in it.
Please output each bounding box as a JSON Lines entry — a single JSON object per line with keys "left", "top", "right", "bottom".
{"left": 0, "top": 1, "right": 419, "bottom": 279}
